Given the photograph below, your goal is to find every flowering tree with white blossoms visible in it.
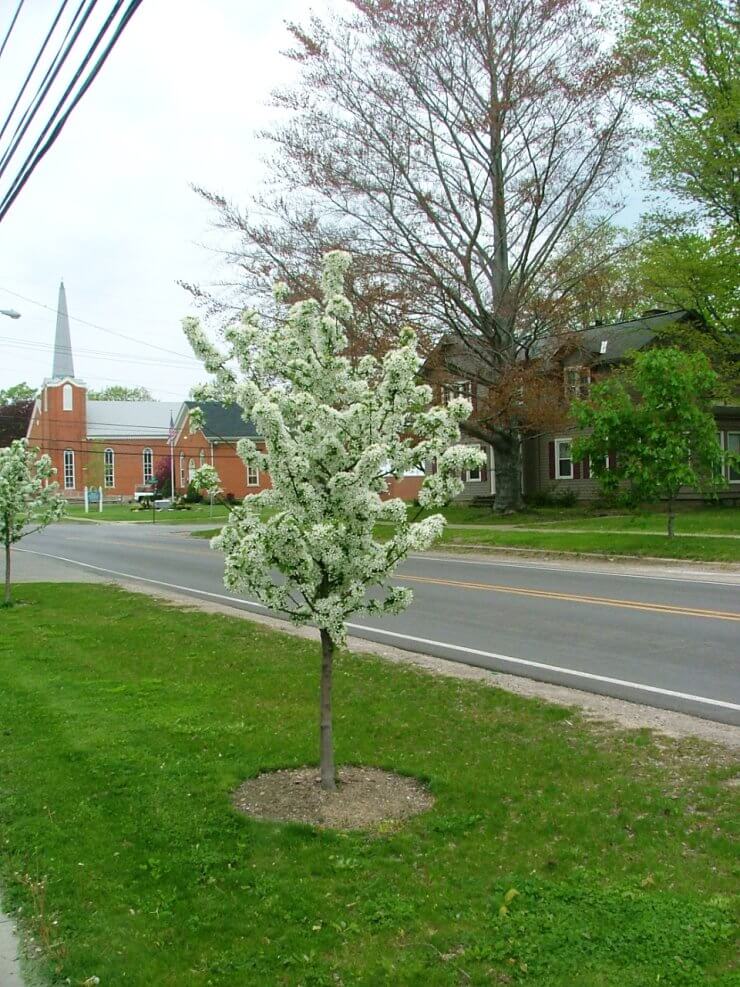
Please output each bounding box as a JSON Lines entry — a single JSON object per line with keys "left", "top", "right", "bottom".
{"left": 0, "top": 439, "right": 66, "bottom": 606}
{"left": 183, "top": 252, "right": 484, "bottom": 790}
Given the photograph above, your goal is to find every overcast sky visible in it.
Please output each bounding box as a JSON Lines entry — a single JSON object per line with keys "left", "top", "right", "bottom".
{"left": 0, "top": 0, "right": 333, "bottom": 399}
{"left": 0, "top": 0, "right": 647, "bottom": 401}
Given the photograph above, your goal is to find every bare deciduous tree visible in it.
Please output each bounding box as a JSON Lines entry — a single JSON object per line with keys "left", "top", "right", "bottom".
{"left": 189, "top": 0, "right": 635, "bottom": 510}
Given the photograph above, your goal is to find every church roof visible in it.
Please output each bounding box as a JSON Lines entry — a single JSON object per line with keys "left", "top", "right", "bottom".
{"left": 86, "top": 401, "right": 183, "bottom": 439}
{"left": 184, "top": 400, "right": 259, "bottom": 440}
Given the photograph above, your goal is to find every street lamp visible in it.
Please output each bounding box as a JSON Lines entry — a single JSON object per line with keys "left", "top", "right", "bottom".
{"left": 0, "top": 308, "right": 21, "bottom": 319}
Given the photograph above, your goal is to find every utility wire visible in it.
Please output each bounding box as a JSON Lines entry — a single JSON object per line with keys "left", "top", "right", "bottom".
{"left": 0, "top": 0, "right": 25, "bottom": 62}
{"left": 0, "top": 0, "right": 72, "bottom": 149}
{"left": 0, "top": 0, "right": 145, "bottom": 224}
{"left": 0, "top": 286, "right": 201, "bottom": 361}
{"left": 0, "top": 334, "right": 199, "bottom": 369}
{"left": 0, "top": 0, "right": 94, "bottom": 180}
{"left": 0, "top": 0, "right": 136, "bottom": 222}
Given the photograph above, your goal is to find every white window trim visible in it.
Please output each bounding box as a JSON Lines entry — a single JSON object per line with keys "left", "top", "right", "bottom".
{"left": 442, "top": 380, "right": 472, "bottom": 404}
{"left": 62, "top": 383, "right": 73, "bottom": 411}
{"left": 564, "top": 366, "right": 590, "bottom": 400}
{"left": 142, "top": 447, "right": 154, "bottom": 484}
{"left": 188, "top": 458, "right": 196, "bottom": 483}
{"left": 179, "top": 452, "right": 185, "bottom": 488}
{"left": 727, "top": 431, "right": 740, "bottom": 483}
{"left": 246, "top": 465, "right": 260, "bottom": 487}
{"left": 63, "top": 449, "right": 75, "bottom": 489}
{"left": 104, "top": 448, "right": 115, "bottom": 488}
{"left": 555, "top": 438, "right": 573, "bottom": 480}
{"left": 466, "top": 445, "right": 485, "bottom": 482}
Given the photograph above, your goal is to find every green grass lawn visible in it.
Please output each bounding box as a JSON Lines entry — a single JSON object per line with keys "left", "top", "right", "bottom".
{"left": 1, "top": 584, "right": 738, "bottom": 986}
{"left": 436, "top": 526, "right": 740, "bottom": 562}
{"left": 193, "top": 521, "right": 740, "bottom": 561}
{"left": 64, "top": 502, "right": 233, "bottom": 524}
{"left": 542, "top": 507, "right": 739, "bottom": 536}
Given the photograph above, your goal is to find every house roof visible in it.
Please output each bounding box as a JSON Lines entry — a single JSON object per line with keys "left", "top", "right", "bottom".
{"left": 184, "top": 400, "right": 259, "bottom": 440}
{"left": 0, "top": 399, "right": 34, "bottom": 447}
{"left": 567, "top": 309, "right": 694, "bottom": 365}
{"left": 86, "top": 400, "right": 184, "bottom": 438}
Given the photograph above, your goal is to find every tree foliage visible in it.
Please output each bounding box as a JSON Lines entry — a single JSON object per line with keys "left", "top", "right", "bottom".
{"left": 634, "top": 223, "right": 739, "bottom": 384}
{"left": 88, "top": 385, "right": 153, "bottom": 401}
{"left": 622, "top": 0, "right": 739, "bottom": 228}
{"left": 0, "top": 382, "right": 36, "bottom": 405}
{"left": 183, "top": 252, "right": 484, "bottom": 788}
{"left": 573, "top": 349, "right": 732, "bottom": 535}
{"left": 0, "top": 440, "right": 66, "bottom": 604}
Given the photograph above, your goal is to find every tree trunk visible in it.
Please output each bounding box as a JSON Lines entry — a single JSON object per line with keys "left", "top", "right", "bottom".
{"left": 667, "top": 498, "right": 675, "bottom": 538}
{"left": 492, "top": 434, "right": 524, "bottom": 514}
{"left": 4, "top": 536, "right": 11, "bottom": 606}
{"left": 319, "top": 628, "right": 336, "bottom": 791}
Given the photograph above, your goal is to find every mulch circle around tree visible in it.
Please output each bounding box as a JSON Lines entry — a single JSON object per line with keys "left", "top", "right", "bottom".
{"left": 232, "top": 766, "right": 435, "bottom": 830}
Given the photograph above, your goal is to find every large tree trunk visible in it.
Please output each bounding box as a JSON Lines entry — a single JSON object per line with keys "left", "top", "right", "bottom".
{"left": 319, "top": 628, "right": 336, "bottom": 791}
{"left": 4, "top": 536, "right": 11, "bottom": 606}
{"left": 492, "top": 433, "right": 524, "bottom": 514}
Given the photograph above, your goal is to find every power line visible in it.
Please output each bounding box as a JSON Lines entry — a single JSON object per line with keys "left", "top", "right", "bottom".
{"left": 0, "top": 286, "right": 200, "bottom": 361}
{"left": 0, "top": 0, "right": 25, "bottom": 62}
{"left": 0, "top": 0, "right": 145, "bottom": 224}
{"left": 0, "top": 0, "right": 95, "bottom": 181}
{"left": 0, "top": 0, "right": 73, "bottom": 149}
{"left": 0, "top": 334, "right": 199, "bottom": 370}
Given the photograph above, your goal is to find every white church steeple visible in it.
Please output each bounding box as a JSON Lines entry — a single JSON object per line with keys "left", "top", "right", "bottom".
{"left": 52, "top": 281, "right": 75, "bottom": 379}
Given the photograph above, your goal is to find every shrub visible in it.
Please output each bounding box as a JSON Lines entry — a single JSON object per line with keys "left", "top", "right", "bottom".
{"left": 184, "top": 482, "right": 202, "bottom": 504}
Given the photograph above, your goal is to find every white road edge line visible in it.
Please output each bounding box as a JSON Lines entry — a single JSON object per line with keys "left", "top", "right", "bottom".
{"left": 412, "top": 554, "right": 740, "bottom": 587}
{"left": 17, "top": 547, "right": 740, "bottom": 714}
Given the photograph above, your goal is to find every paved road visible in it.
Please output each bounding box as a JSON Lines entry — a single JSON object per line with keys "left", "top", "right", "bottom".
{"left": 17, "top": 521, "right": 740, "bottom": 726}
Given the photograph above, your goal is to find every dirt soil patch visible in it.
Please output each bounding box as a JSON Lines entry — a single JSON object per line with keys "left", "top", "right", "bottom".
{"left": 232, "top": 765, "right": 434, "bottom": 830}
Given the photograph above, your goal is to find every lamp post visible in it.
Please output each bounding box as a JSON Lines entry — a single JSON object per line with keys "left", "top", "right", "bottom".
{"left": 0, "top": 309, "right": 21, "bottom": 319}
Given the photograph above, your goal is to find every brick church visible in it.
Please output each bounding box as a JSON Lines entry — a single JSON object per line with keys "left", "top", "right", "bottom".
{"left": 25, "top": 284, "right": 423, "bottom": 502}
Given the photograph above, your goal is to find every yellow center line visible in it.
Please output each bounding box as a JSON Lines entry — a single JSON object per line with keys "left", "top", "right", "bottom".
{"left": 402, "top": 574, "right": 740, "bottom": 622}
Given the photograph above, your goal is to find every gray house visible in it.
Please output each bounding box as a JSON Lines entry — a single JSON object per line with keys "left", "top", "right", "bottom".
{"left": 423, "top": 309, "right": 740, "bottom": 504}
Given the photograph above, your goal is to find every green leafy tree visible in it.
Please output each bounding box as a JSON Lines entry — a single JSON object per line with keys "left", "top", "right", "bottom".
{"left": 0, "top": 440, "right": 66, "bottom": 605}
{"left": 629, "top": 220, "right": 738, "bottom": 392}
{"left": 0, "top": 382, "right": 36, "bottom": 404}
{"left": 573, "top": 349, "right": 734, "bottom": 536}
{"left": 622, "top": 0, "right": 739, "bottom": 228}
{"left": 88, "top": 385, "right": 153, "bottom": 401}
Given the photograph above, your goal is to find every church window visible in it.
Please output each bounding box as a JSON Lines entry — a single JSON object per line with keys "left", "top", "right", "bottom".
{"left": 142, "top": 448, "right": 153, "bottom": 483}
{"left": 63, "top": 449, "right": 75, "bottom": 489}
{"left": 104, "top": 449, "right": 115, "bottom": 488}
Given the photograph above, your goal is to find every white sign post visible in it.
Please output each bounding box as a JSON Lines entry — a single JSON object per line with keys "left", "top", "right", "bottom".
{"left": 84, "top": 485, "right": 89, "bottom": 514}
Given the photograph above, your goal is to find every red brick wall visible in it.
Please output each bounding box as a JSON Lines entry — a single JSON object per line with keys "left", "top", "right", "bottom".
{"left": 31, "top": 380, "right": 87, "bottom": 493}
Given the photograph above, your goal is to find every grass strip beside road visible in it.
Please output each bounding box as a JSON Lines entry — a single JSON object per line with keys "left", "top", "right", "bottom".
{"left": 191, "top": 522, "right": 739, "bottom": 562}
{"left": 0, "top": 584, "right": 738, "bottom": 986}
{"left": 439, "top": 526, "right": 740, "bottom": 562}
{"left": 64, "top": 503, "right": 232, "bottom": 524}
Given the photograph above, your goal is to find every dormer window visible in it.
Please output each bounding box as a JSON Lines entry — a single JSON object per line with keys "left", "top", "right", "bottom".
{"left": 62, "top": 383, "right": 73, "bottom": 411}
{"left": 564, "top": 367, "right": 590, "bottom": 400}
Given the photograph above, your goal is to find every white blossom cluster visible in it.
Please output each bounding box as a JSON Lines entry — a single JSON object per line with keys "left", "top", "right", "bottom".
{"left": 190, "top": 464, "right": 221, "bottom": 495}
{"left": 0, "top": 439, "right": 66, "bottom": 548}
{"left": 183, "top": 251, "right": 485, "bottom": 644}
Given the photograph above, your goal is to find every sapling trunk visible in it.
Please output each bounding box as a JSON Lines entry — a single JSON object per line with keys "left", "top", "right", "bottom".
{"left": 667, "top": 497, "right": 675, "bottom": 538}
{"left": 319, "top": 628, "right": 336, "bottom": 791}
{"left": 4, "top": 535, "right": 11, "bottom": 606}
